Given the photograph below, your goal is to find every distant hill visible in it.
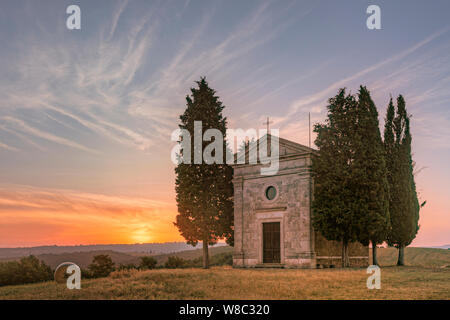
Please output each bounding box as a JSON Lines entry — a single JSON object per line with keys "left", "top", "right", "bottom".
{"left": 375, "top": 247, "right": 450, "bottom": 268}
{"left": 2, "top": 245, "right": 448, "bottom": 269}
{"left": 0, "top": 246, "right": 233, "bottom": 269}
{"left": 0, "top": 242, "right": 226, "bottom": 259}
{"left": 426, "top": 244, "right": 450, "bottom": 250}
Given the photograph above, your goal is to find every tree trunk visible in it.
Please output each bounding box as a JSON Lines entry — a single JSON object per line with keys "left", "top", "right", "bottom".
{"left": 372, "top": 241, "right": 378, "bottom": 266}
{"left": 342, "top": 239, "right": 350, "bottom": 268}
{"left": 397, "top": 245, "right": 405, "bottom": 266}
{"left": 202, "top": 238, "right": 209, "bottom": 269}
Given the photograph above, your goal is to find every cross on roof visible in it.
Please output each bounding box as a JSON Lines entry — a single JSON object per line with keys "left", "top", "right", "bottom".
{"left": 263, "top": 117, "right": 273, "bottom": 133}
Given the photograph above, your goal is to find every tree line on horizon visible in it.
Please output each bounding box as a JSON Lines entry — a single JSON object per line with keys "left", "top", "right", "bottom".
{"left": 174, "top": 78, "right": 423, "bottom": 268}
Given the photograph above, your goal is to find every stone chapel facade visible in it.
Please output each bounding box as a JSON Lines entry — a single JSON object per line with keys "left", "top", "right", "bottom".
{"left": 232, "top": 135, "right": 369, "bottom": 268}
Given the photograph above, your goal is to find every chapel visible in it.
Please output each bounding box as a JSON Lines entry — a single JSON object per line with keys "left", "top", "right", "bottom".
{"left": 232, "top": 134, "right": 369, "bottom": 268}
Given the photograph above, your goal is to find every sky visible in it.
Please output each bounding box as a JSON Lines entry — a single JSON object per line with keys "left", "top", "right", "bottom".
{"left": 0, "top": 0, "right": 449, "bottom": 247}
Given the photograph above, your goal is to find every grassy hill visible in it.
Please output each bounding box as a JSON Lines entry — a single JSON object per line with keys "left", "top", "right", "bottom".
{"left": 148, "top": 246, "right": 447, "bottom": 268}
{"left": 152, "top": 245, "right": 232, "bottom": 265}
{"left": 0, "top": 266, "right": 448, "bottom": 300}
{"left": 0, "top": 247, "right": 448, "bottom": 299}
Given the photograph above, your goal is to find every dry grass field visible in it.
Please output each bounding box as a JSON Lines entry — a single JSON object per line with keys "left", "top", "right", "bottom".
{"left": 0, "top": 247, "right": 448, "bottom": 300}
{"left": 0, "top": 265, "right": 448, "bottom": 300}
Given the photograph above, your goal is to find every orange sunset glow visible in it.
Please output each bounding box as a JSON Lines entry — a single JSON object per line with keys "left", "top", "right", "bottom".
{"left": 0, "top": 185, "right": 183, "bottom": 247}
{"left": 0, "top": 162, "right": 447, "bottom": 248}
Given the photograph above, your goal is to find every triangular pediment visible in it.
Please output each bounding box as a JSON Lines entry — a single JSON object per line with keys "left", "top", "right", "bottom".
{"left": 235, "top": 134, "right": 315, "bottom": 164}
{"left": 277, "top": 136, "right": 315, "bottom": 155}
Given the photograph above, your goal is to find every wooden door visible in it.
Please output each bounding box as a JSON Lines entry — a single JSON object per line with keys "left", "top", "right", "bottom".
{"left": 263, "top": 222, "right": 280, "bottom": 263}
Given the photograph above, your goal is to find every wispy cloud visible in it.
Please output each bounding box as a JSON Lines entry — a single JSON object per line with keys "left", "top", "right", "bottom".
{"left": 0, "top": 140, "right": 19, "bottom": 151}
{"left": 107, "top": 0, "right": 130, "bottom": 41}
{"left": 0, "top": 0, "right": 312, "bottom": 155}
{"left": 286, "top": 27, "right": 450, "bottom": 119}
{"left": 274, "top": 27, "right": 450, "bottom": 145}
{"left": 0, "top": 116, "right": 99, "bottom": 154}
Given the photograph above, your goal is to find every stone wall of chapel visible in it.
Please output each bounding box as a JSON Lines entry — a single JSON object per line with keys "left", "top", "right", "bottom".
{"left": 233, "top": 155, "right": 314, "bottom": 267}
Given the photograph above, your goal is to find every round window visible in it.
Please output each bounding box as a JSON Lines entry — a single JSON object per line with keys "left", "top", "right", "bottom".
{"left": 265, "top": 186, "right": 277, "bottom": 200}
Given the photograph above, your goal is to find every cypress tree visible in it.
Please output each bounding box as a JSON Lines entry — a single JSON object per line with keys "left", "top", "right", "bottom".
{"left": 174, "top": 78, "right": 234, "bottom": 268}
{"left": 353, "top": 86, "right": 390, "bottom": 266}
{"left": 312, "top": 89, "right": 360, "bottom": 267}
{"left": 384, "top": 95, "right": 420, "bottom": 265}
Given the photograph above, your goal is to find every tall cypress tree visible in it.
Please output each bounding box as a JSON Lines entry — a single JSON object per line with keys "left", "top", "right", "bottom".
{"left": 312, "top": 89, "right": 360, "bottom": 267}
{"left": 174, "top": 78, "right": 234, "bottom": 268}
{"left": 384, "top": 95, "right": 420, "bottom": 265}
{"left": 353, "top": 86, "right": 390, "bottom": 266}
